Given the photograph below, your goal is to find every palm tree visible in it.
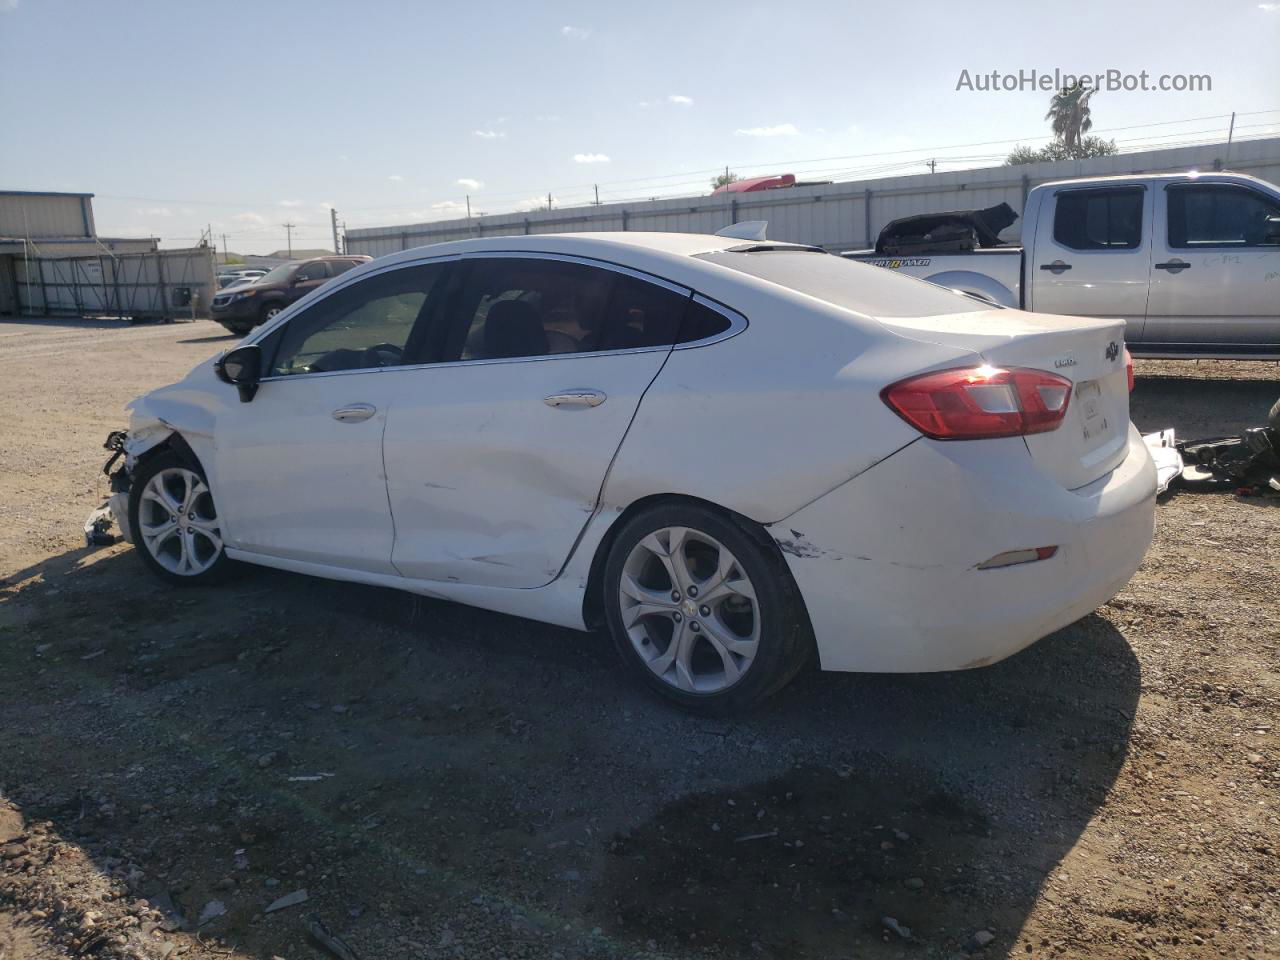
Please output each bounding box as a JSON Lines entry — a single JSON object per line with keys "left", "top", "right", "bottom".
{"left": 1045, "top": 84, "right": 1096, "bottom": 153}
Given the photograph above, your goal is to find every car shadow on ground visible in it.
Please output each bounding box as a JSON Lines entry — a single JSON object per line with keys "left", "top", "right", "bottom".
{"left": 1131, "top": 374, "right": 1278, "bottom": 437}
{"left": 1, "top": 547, "right": 1139, "bottom": 958}
{"left": 178, "top": 333, "right": 239, "bottom": 345}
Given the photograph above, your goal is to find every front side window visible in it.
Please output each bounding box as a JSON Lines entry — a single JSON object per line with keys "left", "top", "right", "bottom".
{"left": 1052, "top": 188, "right": 1144, "bottom": 250}
{"left": 295, "top": 261, "right": 330, "bottom": 282}
{"left": 444, "top": 258, "right": 691, "bottom": 361}
{"left": 1167, "top": 185, "right": 1280, "bottom": 248}
{"left": 269, "top": 263, "right": 444, "bottom": 376}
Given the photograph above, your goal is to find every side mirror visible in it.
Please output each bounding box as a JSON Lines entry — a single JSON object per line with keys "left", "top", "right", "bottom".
{"left": 214, "top": 344, "right": 263, "bottom": 403}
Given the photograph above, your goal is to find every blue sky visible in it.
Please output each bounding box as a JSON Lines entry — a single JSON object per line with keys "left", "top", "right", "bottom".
{"left": 2, "top": 0, "right": 1278, "bottom": 254}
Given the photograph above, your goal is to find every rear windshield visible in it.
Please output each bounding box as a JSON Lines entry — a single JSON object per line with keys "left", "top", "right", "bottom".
{"left": 696, "top": 250, "right": 983, "bottom": 318}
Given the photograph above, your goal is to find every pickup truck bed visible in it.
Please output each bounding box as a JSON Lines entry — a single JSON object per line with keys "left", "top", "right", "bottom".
{"left": 842, "top": 172, "right": 1280, "bottom": 360}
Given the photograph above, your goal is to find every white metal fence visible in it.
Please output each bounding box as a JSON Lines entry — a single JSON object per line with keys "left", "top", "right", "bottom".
{"left": 346, "top": 137, "right": 1280, "bottom": 257}
{"left": 13, "top": 246, "right": 218, "bottom": 319}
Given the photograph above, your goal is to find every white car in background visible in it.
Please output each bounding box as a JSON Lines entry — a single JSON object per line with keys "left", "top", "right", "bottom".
{"left": 102, "top": 231, "right": 1157, "bottom": 712}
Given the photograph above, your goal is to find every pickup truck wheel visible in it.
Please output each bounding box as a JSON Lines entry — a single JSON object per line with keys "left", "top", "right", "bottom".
{"left": 603, "top": 503, "right": 812, "bottom": 714}
{"left": 128, "top": 451, "right": 236, "bottom": 586}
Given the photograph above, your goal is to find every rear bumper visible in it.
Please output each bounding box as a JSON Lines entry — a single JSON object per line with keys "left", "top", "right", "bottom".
{"left": 773, "top": 424, "right": 1156, "bottom": 673}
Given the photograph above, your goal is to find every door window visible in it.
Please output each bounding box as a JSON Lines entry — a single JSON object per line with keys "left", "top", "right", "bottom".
{"left": 294, "top": 261, "right": 330, "bottom": 282}
{"left": 269, "top": 263, "right": 445, "bottom": 376}
{"left": 444, "top": 258, "right": 690, "bottom": 361}
{"left": 1167, "top": 185, "right": 1280, "bottom": 248}
{"left": 1053, "top": 188, "right": 1144, "bottom": 250}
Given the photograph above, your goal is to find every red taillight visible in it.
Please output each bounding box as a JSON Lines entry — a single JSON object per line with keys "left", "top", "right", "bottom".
{"left": 1124, "top": 347, "right": 1134, "bottom": 392}
{"left": 881, "top": 366, "right": 1073, "bottom": 440}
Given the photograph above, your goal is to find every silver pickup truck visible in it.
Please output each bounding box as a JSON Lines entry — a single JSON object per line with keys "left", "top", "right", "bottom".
{"left": 842, "top": 172, "right": 1280, "bottom": 359}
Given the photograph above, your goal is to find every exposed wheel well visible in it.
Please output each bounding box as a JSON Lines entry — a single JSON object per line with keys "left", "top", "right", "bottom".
{"left": 131, "top": 431, "right": 199, "bottom": 476}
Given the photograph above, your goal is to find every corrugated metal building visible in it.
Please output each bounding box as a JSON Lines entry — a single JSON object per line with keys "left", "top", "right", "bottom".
{"left": 0, "top": 190, "right": 160, "bottom": 315}
{"left": 346, "top": 137, "right": 1280, "bottom": 258}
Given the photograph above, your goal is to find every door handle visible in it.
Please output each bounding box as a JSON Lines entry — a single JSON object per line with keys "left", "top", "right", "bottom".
{"left": 332, "top": 403, "right": 377, "bottom": 422}
{"left": 1154, "top": 260, "right": 1191, "bottom": 273}
{"left": 1039, "top": 260, "right": 1072, "bottom": 274}
{"left": 543, "top": 389, "right": 607, "bottom": 408}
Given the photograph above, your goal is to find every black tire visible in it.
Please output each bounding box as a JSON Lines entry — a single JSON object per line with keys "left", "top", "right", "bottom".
{"left": 260, "top": 302, "right": 284, "bottom": 325}
{"left": 128, "top": 450, "right": 237, "bottom": 586}
{"left": 223, "top": 321, "right": 254, "bottom": 337}
{"left": 602, "top": 502, "right": 812, "bottom": 714}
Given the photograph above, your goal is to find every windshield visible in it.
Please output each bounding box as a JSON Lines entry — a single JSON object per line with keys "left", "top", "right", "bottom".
{"left": 257, "top": 263, "right": 297, "bottom": 285}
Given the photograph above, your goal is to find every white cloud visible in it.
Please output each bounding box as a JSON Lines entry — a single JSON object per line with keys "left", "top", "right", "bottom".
{"left": 1259, "top": 3, "right": 1279, "bottom": 10}
{"left": 319, "top": 201, "right": 334, "bottom": 210}
{"left": 573, "top": 153, "right": 611, "bottom": 164}
{"left": 518, "top": 195, "right": 557, "bottom": 211}
{"left": 474, "top": 129, "right": 506, "bottom": 139}
{"left": 456, "top": 178, "right": 483, "bottom": 190}
{"left": 139, "top": 207, "right": 172, "bottom": 217}
{"left": 277, "top": 199, "right": 302, "bottom": 207}
{"left": 388, "top": 174, "right": 404, "bottom": 182}
{"left": 234, "top": 211, "right": 267, "bottom": 225}
{"left": 561, "top": 25, "right": 590, "bottom": 39}
{"left": 735, "top": 123, "right": 799, "bottom": 137}
{"left": 0, "top": 0, "right": 18, "bottom": 12}
{"left": 431, "top": 200, "right": 469, "bottom": 213}
{"left": 668, "top": 94, "right": 694, "bottom": 106}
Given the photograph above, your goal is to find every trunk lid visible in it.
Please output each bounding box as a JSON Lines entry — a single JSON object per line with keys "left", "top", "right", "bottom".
{"left": 877, "top": 308, "right": 1131, "bottom": 489}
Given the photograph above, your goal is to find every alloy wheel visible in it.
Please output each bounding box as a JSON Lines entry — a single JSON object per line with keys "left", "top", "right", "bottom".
{"left": 137, "top": 467, "right": 223, "bottom": 576}
{"left": 618, "top": 526, "right": 760, "bottom": 693}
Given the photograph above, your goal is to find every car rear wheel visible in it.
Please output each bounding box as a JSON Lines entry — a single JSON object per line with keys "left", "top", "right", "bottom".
{"left": 261, "top": 304, "right": 283, "bottom": 324}
{"left": 603, "top": 503, "right": 811, "bottom": 713}
{"left": 128, "top": 451, "right": 235, "bottom": 585}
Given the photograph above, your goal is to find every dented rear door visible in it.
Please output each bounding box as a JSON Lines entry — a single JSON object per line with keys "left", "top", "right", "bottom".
{"left": 379, "top": 254, "right": 682, "bottom": 588}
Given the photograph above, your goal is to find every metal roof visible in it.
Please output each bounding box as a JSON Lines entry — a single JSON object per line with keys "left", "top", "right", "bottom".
{"left": 0, "top": 189, "right": 95, "bottom": 198}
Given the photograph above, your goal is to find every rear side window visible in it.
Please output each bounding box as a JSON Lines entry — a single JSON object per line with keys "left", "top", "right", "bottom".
{"left": 442, "top": 258, "right": 695, "bottom": 361}
{"left": 595, "top": 274, "right": 690, "bottom": 351}
{"left": 1167, "top": 185, "right": 1280, "bottom": 248}
{"left": 676, "top": 300, "right": 733, "bottom": 344}
{"left": 329, "top": 259, "right": 359, "bottom": 276}
{"left": 1052, "top": 188, "right": 1144, "bottom": 250}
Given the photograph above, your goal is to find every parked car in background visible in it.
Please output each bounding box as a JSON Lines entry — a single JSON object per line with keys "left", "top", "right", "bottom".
{"left": 842, "top": 171, "right": 1280, "bottom": 359}
{"left": 216, "top": 269, "right": 267, "bottom": 289}
{"left": 211, "top": 256, "right": 370, "bottom": 335}
{"left": 100, "top": 232, "right": 1156, "bottom": 712}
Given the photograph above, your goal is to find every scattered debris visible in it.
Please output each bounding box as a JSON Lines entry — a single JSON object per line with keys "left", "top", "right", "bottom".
{"left": 288, "top": 773, "right": 336, "bottom": 782}
{"left": 265, "top": 889, "right": 309, "bottom": 913}
{"left": 881, "top": 916, "right": 912, "bottom": 939}
{"left": 1176, "top": 399, "right": 1280, "bottom": 497}
{"left": 733, "top": 830, "right": 779, "bottom": 843}
{"left": 972, "top": 929, "right": 996, "bottom": 948}
{"left": 1143, "top": 429, "right": 1183, "bottom": 495}
{"left": 197, "top": 900, "right": 226, "bottom": 926}
{"left": 303, "top": 913, "right": 361, "bottom": 960}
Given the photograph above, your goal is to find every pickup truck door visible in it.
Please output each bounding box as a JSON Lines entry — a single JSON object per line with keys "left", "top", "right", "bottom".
{"left": 1027, "top": 182, "right": 1153, "bottom": 344}
{"left": 1143, "top": 181, "right": 1280, "bottom": 353}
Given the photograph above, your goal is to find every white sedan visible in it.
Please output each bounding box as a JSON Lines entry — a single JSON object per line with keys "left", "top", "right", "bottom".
{"left": 104, "top": 231, "right": 1157, "bottom": 712}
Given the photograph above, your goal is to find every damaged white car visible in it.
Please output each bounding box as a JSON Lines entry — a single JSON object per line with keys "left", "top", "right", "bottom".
{"left": 96, "top": 231, "right": 1158, "bottom": 712}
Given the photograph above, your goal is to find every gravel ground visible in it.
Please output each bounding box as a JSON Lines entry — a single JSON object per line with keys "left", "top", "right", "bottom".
{"left": 0, "top": 318, "right": 1277, "bottom": 960}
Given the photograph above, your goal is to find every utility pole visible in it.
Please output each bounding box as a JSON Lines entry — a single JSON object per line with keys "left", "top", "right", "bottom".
{"left": 593, "top": 184, "right": 600, "bottom": 206}
{"left": 547, "top": 191, "right": 553, "bottom": 211}
{"left": 466, "top": 195, "right": 471, "bottom": 219}
{"left": 926, "top": 158, "right": 937, "bottom": 174}
{"left": 330, "top": 208, "right": 340, "bottom": 254}
{"left": 1225, "top": 111, "right": 1236, "bottom": 167}
{"left": 282, "top": 222, "right": 295, "bottom": 258}
{"left": 221, "top": 233, "right": 228, "bottom": 263}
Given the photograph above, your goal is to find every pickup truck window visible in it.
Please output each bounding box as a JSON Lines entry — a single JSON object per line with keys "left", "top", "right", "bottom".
{"left": 1053, "top": 188, "right": 1144, "bottom": 251}
{"left": 1167, "top": 185, "right": 1280, "bottom": 248}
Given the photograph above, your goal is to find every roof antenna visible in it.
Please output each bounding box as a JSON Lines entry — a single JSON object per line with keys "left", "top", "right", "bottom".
{"left": 714, "top": 220, "right": 768, "bottom": 242}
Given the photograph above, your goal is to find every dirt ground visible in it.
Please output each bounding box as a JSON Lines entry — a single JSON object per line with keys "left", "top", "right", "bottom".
{"left": 1, "top": 317, "right": 1277, "bottom": 960}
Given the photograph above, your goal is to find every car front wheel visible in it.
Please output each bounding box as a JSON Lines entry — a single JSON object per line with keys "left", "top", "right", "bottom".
{"left": 128, "top": 451, "right": 235, "bottom": 585}
{"left": 603, "top": 503, "right": 811, "bottom": 713}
